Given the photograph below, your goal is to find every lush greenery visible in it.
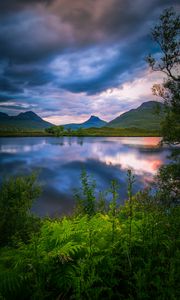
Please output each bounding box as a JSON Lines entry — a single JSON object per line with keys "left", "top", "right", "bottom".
{"left": 0, "top": 111, "right": 53, "bottom": 131}
{"left": 107, "top": 101, "right": 165, "bottom": 130}
{"left": 146, "top": 6, "right": 180, "bottom": 216}
{"left": 0, "top": 127, "right": 160, "bottom": 137}
{"left": 0, "top": 130, "right": 52, "bottom": 137}
{"left": 146, "top": 7, "right": 180, "bottom": 145}
{"left": 0, "top": 174, "right": 41, "bottom": 246}
{"left": 45, "top": 126, "right": 160, "bottom": 137}
{"left": 0, "top": 101, "right": 164, "bottom": 136}
{"left": 0, "top": 7, "right": 179, "bottom": 300}
{"left": 0, "top": 170, "right": 179, "bottom": 300}
{"left": 44, "top": 101, "right": 165, "bottom": 135}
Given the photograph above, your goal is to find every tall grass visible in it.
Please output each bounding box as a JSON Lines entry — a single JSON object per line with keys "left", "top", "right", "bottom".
{"left": 0, "top": 170, "right": 179, "bottom": 299}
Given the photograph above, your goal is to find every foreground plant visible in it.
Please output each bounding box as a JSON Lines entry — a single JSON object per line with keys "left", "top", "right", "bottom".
{"left": 0, "top": 168, "right": 179, "bottom": 300}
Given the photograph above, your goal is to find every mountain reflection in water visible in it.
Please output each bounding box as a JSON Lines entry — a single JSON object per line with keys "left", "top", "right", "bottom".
{"left": 0, "top": 137, "right": 171, "bottom": 217}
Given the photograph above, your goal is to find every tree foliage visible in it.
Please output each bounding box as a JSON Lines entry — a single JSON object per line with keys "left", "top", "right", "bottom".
{"left": 45, "top": 125, "right": 64, "bottom": 136}
{"left": 0, "top": 174, "right": 41, "bottom": 246}
{"left": 0, "top": 8, "right": 179, "bottom": 300}
{"left": 0, "top": 171, "right": 179, "bottom": 300}
{"left": 146, "top": 7, "right": 180, "bottom": 145}
{"left": 146, "top": 7, "right": 180, "bottom": 208}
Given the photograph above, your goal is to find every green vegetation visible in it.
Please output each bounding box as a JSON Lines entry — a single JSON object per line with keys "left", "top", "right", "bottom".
{"left": 0, "top": 102, "right": 163, "bottom": 136}
{"left": 0, "top": 174, "right": 41, "bottom": 246}
{"left": 146, "top": 5, "right": 180, "bottom": 217}
{"left": 146, "top": 7, "right": 180, "bottom": 145}
{"left": 45, "top": 126, "right": 160, "bottom": 137}
{"left": 69, "top": 127, "right": 160, "bottom": 137}
{"left": 0, "top": 127, "right": 160, "bottom": 137}
{"left": 45, "top": 125, "right": 65, "bottom": 136}
{"left": 107, "top": 101, "right": 165, "bottom": 130}
{"left": 0, "top": 7, "right": 179, "bottom": 300}
{"left": 0, "top": 111, "right": 53, "bottom": 131}
{"left": 0, "top": 101, "right": 164, "bottom": 137}
{"left": 0, "top": 169, "right": 179, "bottom": 300}
{"left": 0, "top": 130, "right": 52, "bottom": 137}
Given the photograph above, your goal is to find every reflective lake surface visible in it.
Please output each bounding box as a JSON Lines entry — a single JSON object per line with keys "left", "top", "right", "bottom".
{"left": 0, "top": 137, "right": 171, "bottom": 216}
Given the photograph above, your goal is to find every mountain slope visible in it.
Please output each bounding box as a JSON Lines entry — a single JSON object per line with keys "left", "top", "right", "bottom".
{"left": 0, "top": 111, "right": 53, "bottom": 131}
{"left": 63, "top": 115, "right": 107, "bottom": 129}
{"left": 107, "top": 101, "right": 164, "bottom": 130}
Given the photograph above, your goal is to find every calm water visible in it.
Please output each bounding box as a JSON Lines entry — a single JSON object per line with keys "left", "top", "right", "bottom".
{"left": 0, "top": 137, "right": 171, "bottom": 216}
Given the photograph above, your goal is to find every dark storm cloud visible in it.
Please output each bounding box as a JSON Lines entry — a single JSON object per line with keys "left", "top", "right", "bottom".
{"left": 3, "top": 65, "right": 56, "bottom": 87}
{"left": 0, "top": 0, "right": 53, "bottom": 14}
{"left": 0, "top": 0, "right": 179, "bottom": 118}
{"left": 61, "top": 36, "right": 152, "bottom": 94}
{"left": 0, "top": 0, "right": 178, "bottom": 64}
{"left": 0, "top": 95, "right": 14, "bottom": 102}
{"left": 0, "top": 9, "right": 72, "bottom": 63}
{"left": 0, "top": 104, "right": 29, "bottom": 111}
{"left": 0, "top": 77, "right": 23, "bottom": 93}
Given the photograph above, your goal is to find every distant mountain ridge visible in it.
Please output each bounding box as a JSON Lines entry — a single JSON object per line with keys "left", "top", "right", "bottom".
{"left": 63, "top": 115, "right": 107, "bottom": 129}
{"left": 16, "top": 111, "right": 43, "bottom": 121}
{"left": 107, "top": 101, "right": 164, "bottom": 130}
{"left": 0, "top": 111, "right": 53, "bottom": 131}
{"left": 0, "top": 101, "right": 165, "bottom": 132}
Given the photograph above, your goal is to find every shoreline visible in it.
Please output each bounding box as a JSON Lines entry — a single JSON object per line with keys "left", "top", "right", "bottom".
{"left": 0, "top": 133, "right": 161, "bottom": 138}
{"left": 0, "top": 128, "right": 161, "bottom": 138}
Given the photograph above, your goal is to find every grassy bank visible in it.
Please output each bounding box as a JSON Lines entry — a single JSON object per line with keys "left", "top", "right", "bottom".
{"left": 0, "top": 127, "right": 160, "bottom": 137}
{"left": 0, "top": 130, "right": 52, "bottom": 137}
{"left": 72, "top": 127, "right": 160, "bottom": 137}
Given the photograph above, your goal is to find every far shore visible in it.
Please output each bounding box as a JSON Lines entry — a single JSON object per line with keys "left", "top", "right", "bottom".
{"left": 0, "top": 128, "right": 161, "bottom": 138}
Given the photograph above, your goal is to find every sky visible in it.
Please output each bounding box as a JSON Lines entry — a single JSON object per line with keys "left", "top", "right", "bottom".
{"left": 0, "top": 0, "right": 179, "bottom": 125}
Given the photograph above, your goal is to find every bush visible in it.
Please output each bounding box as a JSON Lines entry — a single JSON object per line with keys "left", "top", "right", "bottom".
{"left": 0, "top": 173, "right": 41, "bottom": 246}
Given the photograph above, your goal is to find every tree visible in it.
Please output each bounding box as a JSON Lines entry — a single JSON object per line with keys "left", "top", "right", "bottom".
{"left": 45, "top": 125, "right": 64, "bottom": 136}
{"left": 75, "top": 169, "right": 96, "bottom": 216}
{"left": 76, "top": 128, "right": 84, "bottom": 136}
{"left": 66, "top": 128, "right": 73, "bottom": 136}
{"left": 146, "top": 7, "right": 180, "bottom": 145}
{"left": 146, "top": 7, "right": 180, "bottom": 206}
{"left": 57, "top": 125, "right": 64, "bottom": 136}
{"left": 0, "top": 174, "right": 41, "bottom": 246}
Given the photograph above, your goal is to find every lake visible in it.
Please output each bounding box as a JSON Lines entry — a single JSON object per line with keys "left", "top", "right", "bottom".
{"left": 0, "top": 137, "right": 171, "bottom": 216}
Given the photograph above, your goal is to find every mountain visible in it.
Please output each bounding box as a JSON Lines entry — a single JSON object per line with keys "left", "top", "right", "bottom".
{"left": 107, "top": 101, "right": 164, "bottom": 130}
{"left": 16, "top": 111, "right": 43, "bottom": 121}
{"left": 0, "top": 112, "right": 9, "bottom": 119}
{"left": 63, "top": 115, "right": 107, "bottom": 129}
{"left": 0, "top": 111, "right": 53, "bottom": 131}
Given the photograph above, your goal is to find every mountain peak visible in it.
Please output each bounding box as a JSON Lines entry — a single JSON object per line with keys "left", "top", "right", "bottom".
{"left": 89, "top": 115, "right": 100, "bottom": 120}
{"left": 17, "top": 111, "right": 42, "bottom": 121}
{"left": 84, "top": 115, "right": 107, "bottom": 126}
{"left": 23, "top": 111, "right": 37, "bottom": 115}
{"left": 0, "top": 112, "right": 9, "bottom": 119}
{"left": 63, "top": 115, "right": 107, "bottom": 129}
{"left": 139, "top": 101, "right": 163, "bottom": 109}
{"left": 0, "top": 110, "right": 53, "bottom": 130}
{"left": 107, "top": 100, "right": 165, "bottom": 130}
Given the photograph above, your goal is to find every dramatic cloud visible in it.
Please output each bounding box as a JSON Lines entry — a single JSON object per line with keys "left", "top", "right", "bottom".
{"left": 0, "top": 0, "right": 179, "bottom": 123}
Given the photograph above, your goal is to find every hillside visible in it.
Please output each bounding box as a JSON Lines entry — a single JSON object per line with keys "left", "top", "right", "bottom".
{"left": 63, "top": 115, "right": 107, "bottom": 129}
{"left": 107, "top": 101, "right": 164, "bottom": 130}
{"left": 0, "top": 101, "right": 165, "bottom": 133}
{"left": 0, "top": 111, "right": 53, "bottom": 131}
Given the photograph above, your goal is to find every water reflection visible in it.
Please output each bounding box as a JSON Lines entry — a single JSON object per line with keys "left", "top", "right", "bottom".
{"left": 0, "top": 137, "right": 170, "bottom": 216}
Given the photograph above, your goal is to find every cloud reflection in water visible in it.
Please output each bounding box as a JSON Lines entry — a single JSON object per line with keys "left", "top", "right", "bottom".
{"left": 0, "top": 137, "right": 170, "bottom": 216}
